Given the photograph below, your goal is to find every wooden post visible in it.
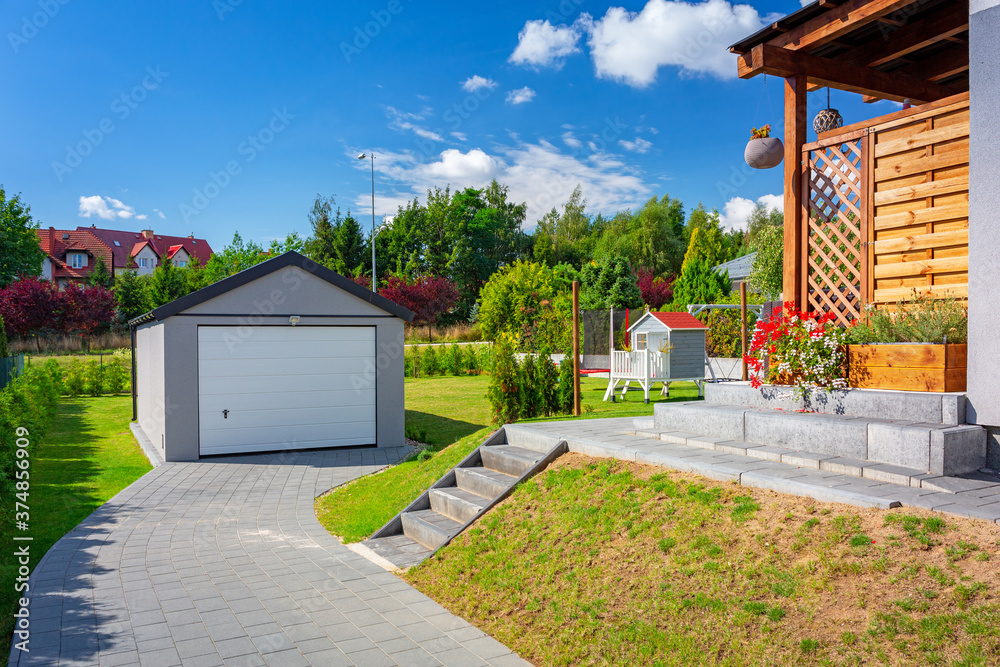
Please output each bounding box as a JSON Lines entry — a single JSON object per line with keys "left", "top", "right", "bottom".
{"left": 572, "top": 281, "right": 581, "bottom": 416}
{"left": 740, "top": 282, "right": 748, "bottom": 382}
{"left": 783, "top": 75, "right": 808, "bottom": 308}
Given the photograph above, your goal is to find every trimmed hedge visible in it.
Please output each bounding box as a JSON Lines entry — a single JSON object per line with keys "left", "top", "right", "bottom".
{"left": 0, "top": 361, "right": 62, "bottom": 530}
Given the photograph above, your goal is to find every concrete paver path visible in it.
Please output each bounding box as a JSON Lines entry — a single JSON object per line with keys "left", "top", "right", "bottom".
{"left": 11, "top": 447, "right": 526, "bottom": 667}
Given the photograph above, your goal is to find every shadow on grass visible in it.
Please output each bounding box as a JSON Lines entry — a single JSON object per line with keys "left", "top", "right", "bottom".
{"left": 1, "top": 399, "right": 123, "bottom": 666}
{"left": 405, "top": 410, "right": 486, "bottom": 449}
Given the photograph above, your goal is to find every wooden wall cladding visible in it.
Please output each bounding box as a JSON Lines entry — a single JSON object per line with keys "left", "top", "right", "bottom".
{"left": 869, "top": 94, "right": 969, "bottom": 305}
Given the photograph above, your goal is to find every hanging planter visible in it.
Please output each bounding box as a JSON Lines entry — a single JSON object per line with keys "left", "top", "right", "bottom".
{"left": 813, "top": 88, "right": 844, "bottom": 134}
{"left": 745, "top": 124, "right": 783, "bottom": 170}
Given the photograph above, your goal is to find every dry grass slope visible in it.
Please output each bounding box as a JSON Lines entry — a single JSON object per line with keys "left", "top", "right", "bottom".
{"left": 406, "top": 454, "right": 1000, "bottom": 666}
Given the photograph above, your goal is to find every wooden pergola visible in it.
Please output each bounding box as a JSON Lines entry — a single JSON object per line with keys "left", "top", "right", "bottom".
{"left": 731, "top": 0, "right": 970, "bottom": 325}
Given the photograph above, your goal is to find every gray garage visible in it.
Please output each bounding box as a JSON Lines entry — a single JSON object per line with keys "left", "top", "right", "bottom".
{"left": 130, "top": 251, "right": 414, "bottom": 462}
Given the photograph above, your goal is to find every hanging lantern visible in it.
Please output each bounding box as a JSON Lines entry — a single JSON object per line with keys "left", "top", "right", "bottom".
{"left": 813, "top": 87, "right": 843, "bottom": 134}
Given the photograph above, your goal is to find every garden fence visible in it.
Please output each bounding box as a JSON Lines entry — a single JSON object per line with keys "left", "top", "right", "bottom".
{"left": 0, "top": 354, "right": 25, "bottom": 391}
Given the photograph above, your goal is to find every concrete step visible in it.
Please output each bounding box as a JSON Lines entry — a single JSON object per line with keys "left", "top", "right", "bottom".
{"left": 653, "top": 402, "right": 986, "bottom": 475}
{"left": 502, "top": 425, "right": 563, "bottom": 453}
{"left": 455, "top": 466, "right": 518, "bottom": 498}
{"left": 428, "top": 486, "right": 491, "bottom": 524}
{"left": 400, "top": 509, "right": 463, "bottom": 551}
{"left": 481, "top": 445, "right": 544, "bottom": 477}
{"left": 361, "top": 534, "right": 433, "bottom": 570}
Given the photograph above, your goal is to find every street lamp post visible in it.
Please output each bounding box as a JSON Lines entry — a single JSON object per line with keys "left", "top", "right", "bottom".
{"left": 357, "top": 152, "right": 376, "bottom": 293}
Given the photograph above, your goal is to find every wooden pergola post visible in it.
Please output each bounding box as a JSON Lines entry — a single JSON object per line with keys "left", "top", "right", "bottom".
{"left": 783, "top": 75, "right": 808, "bottom": 308}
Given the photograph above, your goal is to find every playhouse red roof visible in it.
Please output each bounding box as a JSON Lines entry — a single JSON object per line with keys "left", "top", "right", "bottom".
{"left": 648, "top": 312, "right": 708, "bottom": 330}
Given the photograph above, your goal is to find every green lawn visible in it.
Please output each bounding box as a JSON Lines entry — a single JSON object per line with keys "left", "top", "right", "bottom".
{"left": 0, "top": 396, "right": 151, "bottom": 664}
{"left": 316, "top": 374, "right": 701, "bottom": 542}
{"left": 407, "top": 455, "right": 1000, "bottom": 666}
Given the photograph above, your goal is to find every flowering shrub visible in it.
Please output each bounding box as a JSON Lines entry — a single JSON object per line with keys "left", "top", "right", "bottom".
{"left": 744, "top": 302, "right": 849, "bottom": 398}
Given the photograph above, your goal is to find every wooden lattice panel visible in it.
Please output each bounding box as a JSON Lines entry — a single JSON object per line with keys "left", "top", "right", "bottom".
{"left": 804, "top": 137, "right": 865, "bottom": 326}
{"left": 870, "top": 95, "right": 969, "bottom": 305}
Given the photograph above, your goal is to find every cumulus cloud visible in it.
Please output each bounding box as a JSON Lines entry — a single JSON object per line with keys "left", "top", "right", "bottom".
{"left": 719, "top": 193, "right": 783, "bottom": 230}
{"left": 153, "top": 208, "right": 165, "bottom": 219}
{"left": 78, "top": 195, "right": 140, "bottom": 220}
{"left": 461, "top": 75, "right": 497, "bottom": 92}
{"left": 386, "top": 106, "right": 444, "bottom": 142}
{"left": 619, "top": 137, "right": 653, "bottom": 153}
{"left": 509, "top": 19, "right": 583, "bottom": 69}
{"left": 506, "top": 87, "right": 536, "bottom": 105}
{"left": 350, "top": 141, "right": 652, "bottom": 226}
{"left": 585, "top": 0, "right": 775, "bottom": 85}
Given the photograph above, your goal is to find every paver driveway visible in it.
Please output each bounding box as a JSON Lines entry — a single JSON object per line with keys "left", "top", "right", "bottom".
{"left": 11, "top": 447, "right": 526, "bottom": 666}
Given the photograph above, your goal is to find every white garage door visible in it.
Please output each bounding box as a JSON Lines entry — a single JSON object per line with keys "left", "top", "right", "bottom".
{"left": 197, "top": 326, "right": 376, "bottom": 456}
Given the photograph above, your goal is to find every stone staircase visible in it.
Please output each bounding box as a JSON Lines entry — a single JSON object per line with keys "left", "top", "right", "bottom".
{"left": 643, "top": 383, "right": 988, "bottom": 486}
{"left": 362, "top": 427, "right": 567, "bottom": 569}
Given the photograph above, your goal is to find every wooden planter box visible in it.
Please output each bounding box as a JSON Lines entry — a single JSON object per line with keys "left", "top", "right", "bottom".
{"left": 847, "top": 344, "right": 966, "bottom": 393}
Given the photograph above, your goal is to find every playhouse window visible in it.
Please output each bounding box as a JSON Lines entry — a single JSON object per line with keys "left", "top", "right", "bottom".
{"left": 635, "top": 333, "right": 647, "bottom": 351}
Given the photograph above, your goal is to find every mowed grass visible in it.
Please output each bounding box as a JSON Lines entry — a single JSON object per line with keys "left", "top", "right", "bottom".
{"left": 315, "top": 375, "right": 701, "bottom": 543}
{"left": 406, "top": 455, "right": 1000, "bottom": 666}
{"left": 0, "top": 396, "right": 151, "bottom": 664}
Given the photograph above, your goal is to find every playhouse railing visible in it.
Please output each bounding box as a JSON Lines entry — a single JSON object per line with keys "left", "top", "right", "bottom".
{"left": 611, "top": 350, "right": 668, "bottom": 381}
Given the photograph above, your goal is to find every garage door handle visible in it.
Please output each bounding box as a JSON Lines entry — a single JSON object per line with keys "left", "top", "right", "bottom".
{"left": 223, "top": 410, "right": 229, "bottom": 419}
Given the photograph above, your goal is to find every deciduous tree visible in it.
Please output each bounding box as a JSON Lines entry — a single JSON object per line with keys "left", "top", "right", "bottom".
{"left": 0, "top": 187, "right": 45, "bottom": 287}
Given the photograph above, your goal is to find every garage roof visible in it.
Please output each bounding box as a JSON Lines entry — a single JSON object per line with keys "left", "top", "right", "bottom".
{"left": 129, "top": 251, "right": 415, "bottom": 325}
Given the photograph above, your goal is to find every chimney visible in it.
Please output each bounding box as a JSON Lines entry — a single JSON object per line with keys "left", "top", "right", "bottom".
{"left": 142, "top": 229, "right": 154, "bottom": 240}
{"left": 188, "top": 234, "right": 194, "bottom": 239}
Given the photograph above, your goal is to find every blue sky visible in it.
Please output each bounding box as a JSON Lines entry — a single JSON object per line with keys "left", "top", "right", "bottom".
{"left": 2, "top": 0, "right": 897, "bottom": 251}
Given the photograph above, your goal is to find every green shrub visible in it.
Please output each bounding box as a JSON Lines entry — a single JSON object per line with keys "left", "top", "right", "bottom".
{"left": 64, "top": 360, "right": 86, "bottom": 397}
{"left": 848, "top": 293, "right": 967, "bottom": 344}
{"left": 423, "top": 346, "right": 441, "bottom": 376}
{"left": 487, "top": 337, "right": 520, "bottom": 425}
{"left": 557, "top": 356, "right": 575, "bottom": 414}
{"left": 463, "top": 345, "right": 479, "bottom": 374}
{"left": 406, "top": 346, "right": 422, "bottom": 378}
{"left": 537, "top": 348, "right": 560, "bottom": 416}
{"left": 86, "top": 361, "right": 105, "bottom": 396}
{"left": 104, "top": 353, "right": 129, "bottom": 395}
{"left": 0, "top": 361, "right": 62, "bottom": 530}
{"left": 519, "top": 354, "right": 541, "bottom": 419}
{"left": 446, "top": 344, "right": 464, "bottom": 376}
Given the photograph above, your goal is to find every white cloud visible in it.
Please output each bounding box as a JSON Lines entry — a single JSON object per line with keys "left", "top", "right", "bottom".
{"left": 562, "top": 131, "right": 583, "bottom": 148}
{"left": 153, "top": 208, "right": 165, "bottom": 219}
{"left": 586, "top": 0, "right": 775, "bottom": 85}
{"left": 136, "top": 214, "right": 148, "bottom": 220}
{"left": 509, "top": 19, "right": 583, "bottom": 69}
{"left": 461, "top": 75, "right": 497, "bottom": 92}
{"left": 386, "top": 106, "right": 444, "bottom": 142}
{"left": 451, "top": 132, "right": 468, "bottom": 141}
{"left": 619, "top": 137, "right": 653, "bottom": 153}
{"left": 350, "top": 142, "right": 651, "bottom": 226}
{"left": 719, "top": 193, "right": 783, "bottom": 231}
{"left": 799, "top": 0, "right": 811, "bottom": 5}
{"left": 78, "top": 195, "right": 139, "bottom": 220}
{"left": 506, "top": 87, "right": 536, "bottom": 105}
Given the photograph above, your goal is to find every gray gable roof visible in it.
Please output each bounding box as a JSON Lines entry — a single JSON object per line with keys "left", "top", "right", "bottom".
{"left": 129, "top": 251, "right": 415, "bottom": 325}
{"left": 713, "top": 252, "right": 756, "bottom": 281}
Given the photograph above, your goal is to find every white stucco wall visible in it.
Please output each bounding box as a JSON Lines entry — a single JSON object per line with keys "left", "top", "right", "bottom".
{"left": 133, "top": 246, "right": 159, "bottom": 275}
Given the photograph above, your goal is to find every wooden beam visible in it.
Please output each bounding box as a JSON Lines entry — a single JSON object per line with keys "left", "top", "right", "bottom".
{"left": 770, "top": 0, "right": 917, "bottom": 52}
{"left": 897, "top": 44, "right": 969, "bottom": 82}
{"left": 784, "top": 75, "right": 808, "bottom": 308}
{"left": 738, "top": 44, "right": 960, "bottom": 104}
{"left": 840, "top": 3, "right": 968, "bottom": 68}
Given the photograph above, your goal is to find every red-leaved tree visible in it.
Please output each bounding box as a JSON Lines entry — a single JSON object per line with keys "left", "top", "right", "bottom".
{"left": 61, "top": 282, "right": 116, "bottom": 339}
{"left": 380, "top": 275, "right": 459, "bottom": 341}
{"left": 0, "top": 277, "right": 115, "bottom": 349}
{"left": 636, "top": 269, "right": 675, "bottom": 310}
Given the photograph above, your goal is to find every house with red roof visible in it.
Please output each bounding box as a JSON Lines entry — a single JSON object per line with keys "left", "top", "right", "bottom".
{"left": 36, "top": 226, "right": 213, "bottom": 285}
